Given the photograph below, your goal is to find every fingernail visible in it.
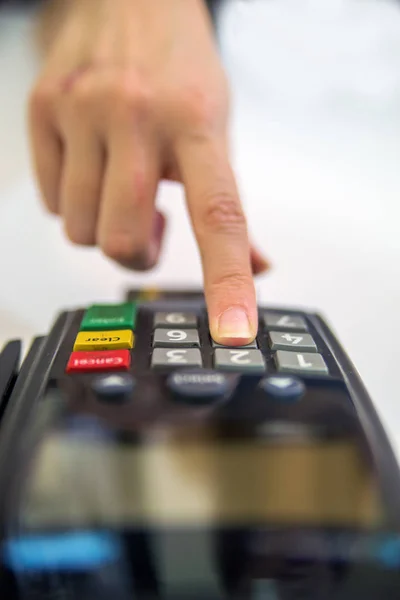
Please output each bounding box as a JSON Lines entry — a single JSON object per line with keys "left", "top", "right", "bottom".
{"left": 250, "top": 247, "right": 271, "bottom": 275}
{"left": 252, "top": 256, "right": 271, "bottom": 276}
{"left": 217, "top": 306, "right": 253, "bottom": 340}
{"left": 146, "top": 239, "right": 159, "bottom": 267}
{"left": 153, "top": 212, "right": 163, "bottom": 238}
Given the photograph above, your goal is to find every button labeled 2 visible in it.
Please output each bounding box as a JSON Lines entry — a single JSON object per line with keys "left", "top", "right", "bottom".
{"left": 73, "top": 330, "right": 134, "bottom": 351}
{"left": 214, "top": 349, "right": 265, "bottom": 373}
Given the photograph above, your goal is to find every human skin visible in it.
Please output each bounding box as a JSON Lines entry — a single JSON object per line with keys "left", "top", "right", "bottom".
{"left": 28, "top": 0, "right": 269, "bottom": 344}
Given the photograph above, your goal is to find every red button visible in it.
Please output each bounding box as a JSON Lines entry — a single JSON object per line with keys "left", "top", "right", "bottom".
{"left": 66, "top": 350, "right": 131, "bottom": 373}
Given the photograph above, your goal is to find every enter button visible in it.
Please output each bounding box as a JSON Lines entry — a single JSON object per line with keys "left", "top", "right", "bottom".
{"left": 167, "top": 369, "right": 232, "bottom": 405}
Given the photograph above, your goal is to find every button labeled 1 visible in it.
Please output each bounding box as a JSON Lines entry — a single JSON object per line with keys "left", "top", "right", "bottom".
{"left": 214, "top": 349, "right": 265, "bottom": 373}
{"left": 153, "top": 328, "right": 200, "bottom": 347}
{"left": 275, "top": 351, "right": 328, "bottom": 375}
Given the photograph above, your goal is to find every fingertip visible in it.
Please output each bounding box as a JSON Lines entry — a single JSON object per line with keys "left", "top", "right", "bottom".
{"left": 116, "top": 211, "right": 167, "bottom": 272}
{"left": 210, "top": 304, "right": 258, "bottom": 346}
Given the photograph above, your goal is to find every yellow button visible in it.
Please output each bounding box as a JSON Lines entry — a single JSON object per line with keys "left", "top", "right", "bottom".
{"left": 73, "top": 330, "right": 134, "bottom": 352}
{"left": 138, "top": 287, "right": 161, "bottom": 301}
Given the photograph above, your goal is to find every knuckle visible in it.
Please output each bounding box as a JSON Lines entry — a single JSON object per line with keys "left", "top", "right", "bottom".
{"left": 69, "top": 78, "right": 97, "bottom": 112}
{"left": 106, "top": 73, "right": 153, "bottom": 120}
{"left": 201, "top": 193, "right": 246, "bottom": 234}
{"left": 178, "top": 83, "right": 225, "bottom": 130}
{"left": 29, "top": 82, "right": 55, "bottom": 117}
{"left": 210, "top": 271, "right": 254, "bottom": 294}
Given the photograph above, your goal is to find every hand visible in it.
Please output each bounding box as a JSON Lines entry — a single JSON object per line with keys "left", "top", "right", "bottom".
{"left": 28, "top": 0, "right": 269, "bottom": 344}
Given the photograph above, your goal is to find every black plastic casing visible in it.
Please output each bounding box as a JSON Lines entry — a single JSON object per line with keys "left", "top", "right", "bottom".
{"left": 0, "top": 290, "right": 399, "bottom": 599}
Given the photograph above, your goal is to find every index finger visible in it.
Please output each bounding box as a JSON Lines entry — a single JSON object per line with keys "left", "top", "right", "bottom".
{"left": 175, "top": 135, "right": 258, "bottom": 346}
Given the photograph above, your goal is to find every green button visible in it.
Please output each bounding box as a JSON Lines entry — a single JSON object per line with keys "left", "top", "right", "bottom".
{"left": 80, "top": 303, "right": 137, "bottom": 331}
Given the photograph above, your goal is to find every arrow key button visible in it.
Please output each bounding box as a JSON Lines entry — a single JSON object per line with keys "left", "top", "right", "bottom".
{"left": 260, "top": 375, "right": 306, "bottom": 403}
{"left": 91, "top": 373, "right": 136, "bottom": 403}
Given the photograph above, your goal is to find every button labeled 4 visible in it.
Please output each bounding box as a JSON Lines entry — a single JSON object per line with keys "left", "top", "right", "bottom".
{"left": 268, "top": 331, "right": 317, "bottom": 352}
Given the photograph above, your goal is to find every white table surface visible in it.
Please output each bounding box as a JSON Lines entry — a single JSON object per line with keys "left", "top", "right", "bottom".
{"left": 0, "top": 0, "right": 399, "bottom": 454}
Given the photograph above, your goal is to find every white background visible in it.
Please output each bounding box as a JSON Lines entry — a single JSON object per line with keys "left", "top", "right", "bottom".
{"left": 0, "top": 0, "right": 399, "bottom": 451}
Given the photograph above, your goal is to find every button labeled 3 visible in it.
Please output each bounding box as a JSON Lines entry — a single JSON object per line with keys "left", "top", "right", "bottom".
{"left": 151, "top": 348, "right": 202, "bottom": 369}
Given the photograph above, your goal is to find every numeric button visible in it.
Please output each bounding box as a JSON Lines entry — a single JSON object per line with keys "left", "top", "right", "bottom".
{"left": 154, "top": 312, "right": 197, "bottom": 328}
{"left": 153, "top": 328, "right": 200, "bottom": 348}
{"left": 268, "top": 331, "right": 317, "bottom": 352}
{"left": 212, "top": 338, "right": 258, "bottom": 349}
{"left": 151, "top": 348, "right": 202, "bottom": 369}
{"left": 275, "top": 351, "right": 329, "bottom": 375}
{"left": 263, "top": 312, "right": 308, "bottom": 332}
{"left": 214, "top": 349, "right": 265, "bottom": 373}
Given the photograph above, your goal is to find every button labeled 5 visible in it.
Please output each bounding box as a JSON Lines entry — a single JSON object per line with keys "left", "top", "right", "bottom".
{"left": 73, "top": 330, "right": 134, "bottom": 351}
